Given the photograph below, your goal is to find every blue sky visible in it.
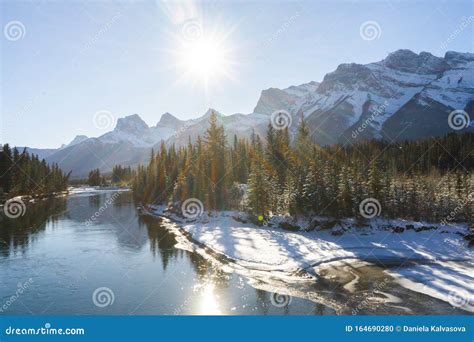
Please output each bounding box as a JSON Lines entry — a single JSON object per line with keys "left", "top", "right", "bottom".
{"left": 1, "top": 0, "right": 473, "bottom": 148}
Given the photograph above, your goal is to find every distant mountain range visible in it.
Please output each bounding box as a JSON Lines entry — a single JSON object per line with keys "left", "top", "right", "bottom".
{"left": 20, "top": 49, "right": 474, "bottom": 177}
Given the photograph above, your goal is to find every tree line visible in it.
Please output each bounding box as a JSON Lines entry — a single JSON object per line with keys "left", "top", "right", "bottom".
{"left": 0, "top": 144, "right": 70, "bottom": 197}
{"left": 86, "top": 166, "right": 135, "bottom": 186}
{"left": 87, "top": 169, "right": 106, "bottom": 186}
{"left": 111, "top": 165, "right": 134, "bottom": 185}
{"left": 131, "top": 113, "right": 473, "bottom": 223}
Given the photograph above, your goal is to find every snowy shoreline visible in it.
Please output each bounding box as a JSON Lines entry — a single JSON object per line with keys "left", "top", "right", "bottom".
{"left": 0, "top": 191, "right": 69, "bottom": 207}
{"left": 0, "top": 186, "right": 129, "bottom": 207}
{"left": 68, "top": 186, "right": 130, "bottom": 194}
{"left": 144, "top": 205, "right": 473, "bottom": 313}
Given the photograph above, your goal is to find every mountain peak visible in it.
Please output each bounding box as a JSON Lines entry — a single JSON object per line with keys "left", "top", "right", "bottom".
{"left": 157, "top": 112, "right": 185, "bottom": 132}
{"left": 115, "top": 114, "right": 149, "bottom": 133}
{"left": 203, "top": 108, "right": 223, "bottom": 118}
{"left": 387, "top": 48, "right": 418, "bottom": 58}
{"left": 444, "top": 51, "right": 474, "bottom": 66}
{"left": 318, "top": 63, "right": 372, "bottom": 93}
{"left": 284, "top": 81, "right": 320, "bottom": 97}
{"left": 44, "top": 48, "right": 473, "bottom": 176}
{"left": 158, "top": 112, "right": 179, "bottom": 126}
{"left": 381, "top": 49, "right": 447, "bottom": 74}
{"left": 253, "top": 88, "right": 295, "bottom": 114}
{"left": 68, "top": 135, "right": 88, "bottom": 147}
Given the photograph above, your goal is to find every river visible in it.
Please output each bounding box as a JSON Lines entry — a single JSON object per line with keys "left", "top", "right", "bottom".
{"left": 0, "top": 190, "right": 466, "bottom": 315}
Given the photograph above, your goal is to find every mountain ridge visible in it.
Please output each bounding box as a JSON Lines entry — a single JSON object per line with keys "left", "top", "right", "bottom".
{"left": 18, "top": 49, "right": 472, "bottom": 177}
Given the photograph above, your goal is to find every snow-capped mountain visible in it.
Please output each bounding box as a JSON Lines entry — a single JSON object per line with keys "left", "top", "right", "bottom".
{"left": 168, "top": 50, "right": 473, "bottom": 146}
{"left": 165, "top": 108, "right": 270, "bottom": 147}
{"left": 305, "top": 49, "right": 472, "bottom": 144}
{"left": 383, "top": 51, "right": 474, "bottom": 140}
{"left": 45, "top": 113, "right": 186, "bottom": 176}
{"left": 97, "top": 113, "right": 182, "bottom": 147}
{"left": 157, "top": 112, "right": 186, "bottom": 131}
{"left": 39, "top": 49, "right": 472, "bottom": 177}
{"left": 253, "top": 81, "right": 320, "bottom": 115}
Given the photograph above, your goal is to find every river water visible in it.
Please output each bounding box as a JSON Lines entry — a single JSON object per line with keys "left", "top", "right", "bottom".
{"left": 0, "top": 190, "right": 466, "bottom": 315}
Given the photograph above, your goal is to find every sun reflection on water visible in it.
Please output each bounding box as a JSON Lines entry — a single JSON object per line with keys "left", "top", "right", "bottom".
{"left": 197, "top": 283, "right": 222, "bottom": 315}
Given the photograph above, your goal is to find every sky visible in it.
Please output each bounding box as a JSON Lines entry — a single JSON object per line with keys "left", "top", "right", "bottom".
{"left": 1, "top": 0, "right": 473, "bottom": 148}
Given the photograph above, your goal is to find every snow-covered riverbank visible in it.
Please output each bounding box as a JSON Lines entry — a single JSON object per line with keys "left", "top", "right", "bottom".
{"left": 146, "top": 205, "right": 473, "bottom": 313}
{"left": 68, "top": 186, "right": 130, "bottom": 195}
{"left": 0, "top": 191, "right": 68, "bottom": 207}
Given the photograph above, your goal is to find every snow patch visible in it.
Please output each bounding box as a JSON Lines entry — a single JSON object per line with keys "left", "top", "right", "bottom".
{"left": 146, "top": 207, "right": 473, "bottom": 312}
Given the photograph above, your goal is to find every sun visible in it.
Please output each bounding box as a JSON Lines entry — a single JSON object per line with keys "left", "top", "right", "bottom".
{"left": 182, "top": 39, "right": 224, "bottom": 78}
{"left": 176, "top": 36, "right": 234, "bottom": 86}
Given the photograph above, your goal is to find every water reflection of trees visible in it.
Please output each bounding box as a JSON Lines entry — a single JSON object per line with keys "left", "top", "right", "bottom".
{"left": 140, "top": 215, "right": 184, "bottom": 271}
{"left": 112, "top": 192, "right": 132, "bottom": 207}
{"left": 88, "top": 195, "right": 100, "bottom": 208}
{"left": 0, "top": 197, "right": 67, "bottom": 257}
{"left": 141, "top": 215, "right": 231, "bottom": 287}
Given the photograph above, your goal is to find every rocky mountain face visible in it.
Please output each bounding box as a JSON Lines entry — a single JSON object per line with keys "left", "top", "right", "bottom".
{"left": 253, "top": 81, "right": 320, "bottom": 115}
{"left": 382, "top": 51, "right": 474, "bottom": 141}
{"left": 34, "top": 49, "right": 473, "bottom": 177}
{"left": 310, "top": 49, "right": 472, "bottom": 144}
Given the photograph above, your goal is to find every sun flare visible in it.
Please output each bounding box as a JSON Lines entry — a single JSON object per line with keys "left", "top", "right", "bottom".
{"left": 177, "top": 36, "right": 233, "bottom": 86}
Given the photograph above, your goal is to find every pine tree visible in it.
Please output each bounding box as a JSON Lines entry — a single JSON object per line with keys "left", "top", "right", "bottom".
{"left": 247, "top": 156, "right": 270, "bottom": 217}
{"left": 205, "top": 112, "right": 228, "bottom": 210}
{"left": 0, "top": 144, "right": 13, "bottom": 193}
